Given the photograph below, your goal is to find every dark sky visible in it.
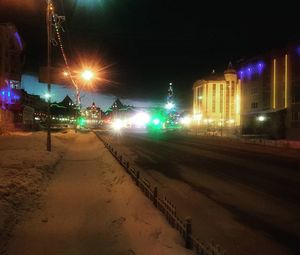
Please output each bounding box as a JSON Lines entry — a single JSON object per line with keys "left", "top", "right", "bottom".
{"left": 1, "top": 0, "right": 299, "bottom": 108}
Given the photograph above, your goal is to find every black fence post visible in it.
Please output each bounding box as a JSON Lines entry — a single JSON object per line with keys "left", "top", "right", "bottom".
{"left": 136, "top": 171, "right": 140, "bottom": 186}
{"left": 126, "top": 161, "right": 129, "bottom": 170}
{"left": 153, "top": 186, "right": 158, "bottom": 207}
{"left": 185, "top": 217, "right": 192, "bottom": 250}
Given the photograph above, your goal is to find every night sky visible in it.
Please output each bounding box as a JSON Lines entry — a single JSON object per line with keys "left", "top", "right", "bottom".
{"left": 0, "top": 0, "right": 299, "bottom": 109}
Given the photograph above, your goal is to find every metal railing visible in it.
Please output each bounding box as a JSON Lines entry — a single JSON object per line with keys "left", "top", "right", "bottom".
{"left": 95, "top": 133, "right": 226, "bottom": 255}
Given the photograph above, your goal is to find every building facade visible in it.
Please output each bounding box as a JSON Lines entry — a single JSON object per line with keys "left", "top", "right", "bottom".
{"left": 193, "top": 66, "right": 241, "bottom": 132}
{"left": 0, "top": 23, "right": 24, "bottom": 131}
{"left": 0, "top": 23, "right": 24, "bottom": 92}
{"left": 239, "top": 43, "right": 300, "bottom": 139}
{"left": 83, "top": 102, "right": 103, "bottom": 128}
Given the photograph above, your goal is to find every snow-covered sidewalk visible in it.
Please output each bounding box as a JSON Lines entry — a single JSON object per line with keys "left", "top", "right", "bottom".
{"left": 4, "top": 132, "right": 191, "bottom": 255}
{"left": 0, "top": 131, "right": 73, "bottom": 253}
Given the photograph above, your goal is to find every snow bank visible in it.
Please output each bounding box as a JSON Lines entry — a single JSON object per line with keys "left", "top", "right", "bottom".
{"left": 99, "top": 144, "right": 192, "bottom": 255}
{"left": 0, "top": 131, "right": 75, "bottom": 253}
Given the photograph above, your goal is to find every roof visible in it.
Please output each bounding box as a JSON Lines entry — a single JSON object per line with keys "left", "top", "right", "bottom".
{"left": 110, "top": 98, "right": 125, "bottom": 110}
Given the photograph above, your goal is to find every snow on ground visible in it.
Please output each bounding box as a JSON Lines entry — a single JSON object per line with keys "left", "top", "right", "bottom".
{"left": 0, "top": 131, "right": 76, "bottom": 253}
{"left": 2, "top": 132, "right": 192, "bottom": 255}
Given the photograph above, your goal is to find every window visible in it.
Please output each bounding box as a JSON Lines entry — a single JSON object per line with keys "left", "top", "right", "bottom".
{"left": 251, "top": 86, "right": 258, "bottom": 94}
{"left": 251, "top": 102, "right": 258, "bottom": 109}
{"left": 292, "top": 112, "right": 300, "bottom": 121}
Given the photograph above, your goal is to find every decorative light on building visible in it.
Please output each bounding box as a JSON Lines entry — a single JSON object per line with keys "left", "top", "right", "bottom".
{"left": 0, "top": 87, "right": 20, "bottom": 106}
{"left": 239, "top": 61, "right": 265, "bottom": 80}
{"left": 273, "top": 58, "right": 277, "bottom": 109}
{"left": 14, "top": 32, "right": 23, "bottom": 50}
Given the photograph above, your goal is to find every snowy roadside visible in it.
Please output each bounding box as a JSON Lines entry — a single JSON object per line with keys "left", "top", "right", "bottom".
{"left": 0, "top": 131, "right": 76, "bottom": 253}
{"left": 4, "top": 132, "right": 193, "bottom": 255}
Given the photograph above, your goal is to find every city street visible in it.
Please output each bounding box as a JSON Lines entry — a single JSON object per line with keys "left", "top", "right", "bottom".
{"left": 99, "top": 131, "right": 300, "bottom": 255}
{"left": 1, "top": 1, "right": 300, "bottom": 255}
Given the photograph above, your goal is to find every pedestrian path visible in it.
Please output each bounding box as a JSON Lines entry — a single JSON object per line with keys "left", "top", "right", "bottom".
{"left": 6, "top": 132, "right": 190, "bottom": 255}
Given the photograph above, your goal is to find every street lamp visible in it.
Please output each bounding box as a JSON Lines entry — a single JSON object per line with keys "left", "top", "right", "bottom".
{"left": 61, "top": 68, "right": 96, "bottom": 132}
{"left": 81, "top": 69, "right": 94, "bottom": 81}
{"left": 62, "top": 68, "right": 95, "bottom": 105}
{"left": 44, "top": 93, "right": 51, "bottom": 100}
{"left": 257, "top": 115, "right": 266, "bottom": 122}
{"left": 256, "top": 115, "right": 266, "bottom": 142}
{"left": 46, "top": 0, "right": 52, "bottom": 152}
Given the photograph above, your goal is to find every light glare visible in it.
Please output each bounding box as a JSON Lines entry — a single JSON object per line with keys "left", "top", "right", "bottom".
{"left": 165, "top": 102, "right": 175, "bottom": 110}
{"left": 81, "top": 70, "right": 94, "bottom": 81}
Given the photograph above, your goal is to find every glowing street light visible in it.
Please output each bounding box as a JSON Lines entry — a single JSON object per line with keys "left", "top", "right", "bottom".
{"left": 81, "top": 69, "right": 94, "bottom": 81}
{"left": 44, "top": 93, "right": 51, "bottom": 100}
{"left": 112, "top": 119, "right": 125, "bottom": 131}
{"left": 257, "top": 115, "right": 266, "bottom": 122}
{"left": 180, "top": 116, "right": 191, "bottom": 126}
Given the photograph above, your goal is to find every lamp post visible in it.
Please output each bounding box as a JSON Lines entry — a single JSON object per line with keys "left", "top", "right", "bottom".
{"left": 46, "top": 0, "right": 52, "bottom": 152}
{"left": 62, "top": 69, "right": 95, "bottom": 132}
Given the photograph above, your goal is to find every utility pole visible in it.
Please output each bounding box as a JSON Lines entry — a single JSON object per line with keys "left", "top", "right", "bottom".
{"left": 46, "top": 0, "right": 52, "bottom": 151}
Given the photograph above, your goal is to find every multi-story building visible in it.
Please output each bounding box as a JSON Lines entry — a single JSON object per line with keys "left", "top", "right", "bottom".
{"left": 83, "top": 102, "right": 103, "bottom": 128}
{"left": 239, "top": 42, "right": 300, "bottom": 139}
{"left": 0, "top": 23, "right": 24, "bottom": 91}
{"left": 193, "top": 65, "right": 241, "bottom": 132}
{"left": 0, "top": 23, "right": 24, "bottom": 131}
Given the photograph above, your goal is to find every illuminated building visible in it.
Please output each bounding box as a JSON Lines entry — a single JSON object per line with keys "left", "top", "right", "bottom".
{"left": 50, "top": 95, "right": 77, "bottom": 124}
{"left": 193, "top": 64, "right": 241, "bottom": 131}
{"left": 0, "top": 23, "right": 24, "bottom": 131}
{"left": 0, "top": 23, "right": 23, "bottom": 91}
{"left": 104, "top": 98, "right": 134, "bottom": 122}
{"left": 83, "top": 102, "right": 103, "bottom": 128}
{"left": 239, "top": 42, "right": 300, "bottom": 139}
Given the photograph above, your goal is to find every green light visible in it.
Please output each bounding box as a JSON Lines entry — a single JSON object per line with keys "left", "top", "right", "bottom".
{"left": 146, "top": 107, "right": 168, "bottom": 131}
{"left": 153, "top": 118, "right": 160, "bottom": 125}
{"left": 78, "top": 117, "right": 86, "bottom": 126}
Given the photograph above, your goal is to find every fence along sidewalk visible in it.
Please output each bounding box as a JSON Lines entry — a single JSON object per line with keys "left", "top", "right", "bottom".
{"left": 95, "top": 132, "right": 226, "bottom": 255}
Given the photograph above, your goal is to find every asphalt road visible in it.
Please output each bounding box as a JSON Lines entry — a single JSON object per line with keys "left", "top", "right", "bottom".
{"left": 97, "top": 131, "right": 300, "bottom": 255}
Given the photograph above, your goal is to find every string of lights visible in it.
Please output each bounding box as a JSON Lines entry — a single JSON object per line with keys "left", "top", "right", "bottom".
{"left": 49, "top": 1, "right": 79, "bottom": 92}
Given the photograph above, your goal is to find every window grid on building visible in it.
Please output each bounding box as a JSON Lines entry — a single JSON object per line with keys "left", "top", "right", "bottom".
{"left": 292, "top": 112, "right": 300, "bottom": 121}
{"left": 212, "top": 84, "right": 216, "bottom": 113}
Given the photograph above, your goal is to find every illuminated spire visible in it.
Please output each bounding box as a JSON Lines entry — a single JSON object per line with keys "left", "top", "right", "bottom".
{"left": 167, "top": 82, "right": 174, "bottom": 103}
